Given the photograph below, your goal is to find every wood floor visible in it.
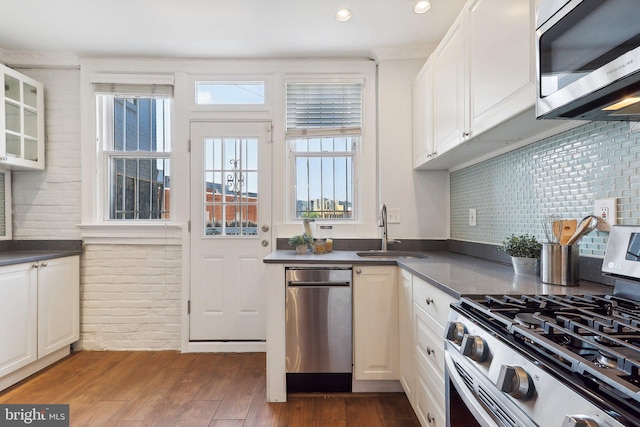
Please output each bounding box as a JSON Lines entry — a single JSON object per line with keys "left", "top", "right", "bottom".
{"left": 0, "top": 351, "right": 421, "bottom": 427}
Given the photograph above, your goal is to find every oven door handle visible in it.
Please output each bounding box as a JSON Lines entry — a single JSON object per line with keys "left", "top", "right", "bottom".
{"left": 445, "top": 350, "right": 500, "bottom": 427}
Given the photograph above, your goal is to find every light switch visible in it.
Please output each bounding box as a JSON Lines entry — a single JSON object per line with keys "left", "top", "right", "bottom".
{"left": 388, "top": 208, "right": 401, "bottom": 224}
{"left": 469, "top": 208, "right": 477, "bottom": 227}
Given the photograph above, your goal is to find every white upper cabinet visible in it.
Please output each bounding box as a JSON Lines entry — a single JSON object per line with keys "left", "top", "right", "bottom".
{"left": 0, "top": 64, "right": 45, "bottom": 170}
{"left": 433, "top": 10, "right": 467, "bottom": 157}
{"left": 412, "top": 57, "right": 434, "bottom": 168}
{"left": 413, "top": 0, "right": 583, "bottom": 170}
{"left": 467, "top": 0, "right": 533, "bottom": 136}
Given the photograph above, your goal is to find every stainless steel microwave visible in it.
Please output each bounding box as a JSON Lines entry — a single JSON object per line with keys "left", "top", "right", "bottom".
{"left": 536, "top": 0, "right": 640, "bottom": 121}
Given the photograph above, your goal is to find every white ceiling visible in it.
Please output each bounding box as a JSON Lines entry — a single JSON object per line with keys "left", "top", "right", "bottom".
{"left": 0, "top": 0, "right": 466, "bottom": 60}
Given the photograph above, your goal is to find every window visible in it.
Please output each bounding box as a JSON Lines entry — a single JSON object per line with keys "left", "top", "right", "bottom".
{"left": 195, "top": 81, "right": 265, "bottom": 105}
{"left": 96, "top": 94, "right": 171, "bottom": 220}
{"left": 286, "top": 82, "right": 362, "bottom": 220}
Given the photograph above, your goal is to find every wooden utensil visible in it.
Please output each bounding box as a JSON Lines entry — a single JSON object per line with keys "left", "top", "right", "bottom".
{"left": 552, "top": 219, "right": 563, "bottom": 242}
{"left": 566, "top": 215, "right": 598, "bottom": 246}
{"left": 559, "top": 219, "right": 577, "bottom": 245}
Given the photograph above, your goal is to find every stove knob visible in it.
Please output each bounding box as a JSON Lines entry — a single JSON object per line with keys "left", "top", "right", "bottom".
{"left": 445, "top": 322, "right": 466, "bottom": 345}
{"left": 497, "top": 365, "right": 533, "bottom": 400}
{"left": 461, "top": 335, "right": 488, "bottom": 362}
{"left": 562, "top": 415, "right": 601, "bottom": 427}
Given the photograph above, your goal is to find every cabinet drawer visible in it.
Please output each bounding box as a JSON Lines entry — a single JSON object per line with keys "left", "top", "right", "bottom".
{"left": 412, "top": 276, "right": 456, "bottom": 327}
{"left": 413, "top": 302, "right": 445, "bottom": 380}
{"left": 414, "top": 356, "right": 446, "bottom": 427}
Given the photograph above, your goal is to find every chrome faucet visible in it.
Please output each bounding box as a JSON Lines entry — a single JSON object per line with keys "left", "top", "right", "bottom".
{"left": 378, "top": 203, "right": 388, "bottom": 251}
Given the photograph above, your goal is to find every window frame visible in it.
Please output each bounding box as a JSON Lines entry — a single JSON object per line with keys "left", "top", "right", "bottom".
{"left": 96, "top": 95, "right": 173, "bottom": 222}
{"left": 79, "top": 71, "right": 181, "bottom": 245}
{"left": 285, "top": 80, "right": 364, "bottom": 223}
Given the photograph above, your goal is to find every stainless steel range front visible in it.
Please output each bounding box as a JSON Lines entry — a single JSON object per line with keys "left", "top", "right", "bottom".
{"left": 444, "top": 225, "right": 640, "bottom": 427}
{"left": 445, "top": 294, "right": 639, "bottom": 426}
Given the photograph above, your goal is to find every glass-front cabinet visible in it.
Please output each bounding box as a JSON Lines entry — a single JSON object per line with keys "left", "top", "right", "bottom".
{"left": 1, "top": 64, "right": 44, "bottom": 170}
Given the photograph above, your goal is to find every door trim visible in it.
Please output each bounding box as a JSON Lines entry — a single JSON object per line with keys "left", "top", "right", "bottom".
{"left": 186, "top": 120, "right": 272, "bottom": 347}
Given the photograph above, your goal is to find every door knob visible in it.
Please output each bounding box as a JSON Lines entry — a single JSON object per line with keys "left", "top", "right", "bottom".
{"left": 261, "top": 225, "right": 269, "bottom": 232}
{"left": 261, "top": 240, "right": 269, "bottom": 247}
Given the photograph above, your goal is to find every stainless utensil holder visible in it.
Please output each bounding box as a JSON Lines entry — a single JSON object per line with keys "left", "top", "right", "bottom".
{"left": 541, "top": 243, "right": 579, "bottom": 286}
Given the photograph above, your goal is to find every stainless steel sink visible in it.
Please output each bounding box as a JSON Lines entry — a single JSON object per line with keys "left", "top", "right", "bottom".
{"left": 356, "top": 250, "right": 429, "bottom": 259}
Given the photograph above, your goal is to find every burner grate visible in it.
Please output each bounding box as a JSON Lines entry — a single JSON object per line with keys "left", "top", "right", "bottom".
{"left": 457, "top": 293, "right": 640, "bottom": 405}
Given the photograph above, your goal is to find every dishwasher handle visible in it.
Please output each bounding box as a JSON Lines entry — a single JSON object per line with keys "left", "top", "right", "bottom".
{"left": 288, "top": 281, "right": 351, "bottom": 287}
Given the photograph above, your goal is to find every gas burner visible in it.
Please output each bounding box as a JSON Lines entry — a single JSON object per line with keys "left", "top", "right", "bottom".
{"left": 597, "top": 350, "right": 619, "bottom": 369}
{"left": 515, "top": 312, "right": 543, "bottom": 329}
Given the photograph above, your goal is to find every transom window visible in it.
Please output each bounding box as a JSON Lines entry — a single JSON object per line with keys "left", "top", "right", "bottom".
{"left": 286, "top": 82, "right": 362, "bottom": 220}
{"left": 96, "top": 95, "right": 171, "bottom": 220}
{"left": 195, "top": 81, "right": 265, "bottom": 105}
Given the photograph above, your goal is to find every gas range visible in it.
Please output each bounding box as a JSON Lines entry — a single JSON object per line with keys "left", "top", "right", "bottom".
{"left": 446, "top": 293, "right": 640, "bottom": 426}
{"left": 444, "top": 225, "right": 640, "bottom": 427}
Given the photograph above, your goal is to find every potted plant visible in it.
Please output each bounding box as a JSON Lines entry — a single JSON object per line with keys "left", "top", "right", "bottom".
{"left": 289, "top": 233, "right": 312, "bottom": 254}
{"left": 498, "top": 234, "right": 542, "bottom": 275}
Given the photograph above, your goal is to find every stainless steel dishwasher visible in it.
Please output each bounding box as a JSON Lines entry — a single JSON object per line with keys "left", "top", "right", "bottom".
{"left": 285, "top": 266, "right": 352, "bottom": 392}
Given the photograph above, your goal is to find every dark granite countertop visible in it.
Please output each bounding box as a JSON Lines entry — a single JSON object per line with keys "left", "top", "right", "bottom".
{"left": 263, "top": 250, "right": 613, "bottom": 298}
{"left": 0, "top": 240, "right": 82, "bottom": 267}
{"left": 0, "top": 250, "right": 82, "bottom": 267}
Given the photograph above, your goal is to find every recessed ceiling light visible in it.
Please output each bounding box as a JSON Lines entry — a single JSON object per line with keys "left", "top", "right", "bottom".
{"left": 336, "top": 9, "right": 352, "bottom": 22}
{"left": 414, "top": 0, "right": 432, "bottom": 14}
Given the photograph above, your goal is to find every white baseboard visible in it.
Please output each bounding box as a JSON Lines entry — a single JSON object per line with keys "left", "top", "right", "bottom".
{"left": 352, "top": 379, "right": 404, "bottom": 393}
{"left": 184, "top": 341, "right": 266, "bottom": 353}
{"left": 0, "top": 346, "right": 71, "bottom": 392}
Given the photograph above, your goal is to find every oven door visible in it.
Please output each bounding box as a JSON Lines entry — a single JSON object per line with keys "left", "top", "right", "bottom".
{"left": 444, "top": 343, "right": 536, "bottom": 427}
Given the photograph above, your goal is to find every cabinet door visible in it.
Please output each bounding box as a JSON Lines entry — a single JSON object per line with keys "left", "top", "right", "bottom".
{"left": 414, "top": 357, "right": 446, "bottom": 427}
{"left": 413, "top": 57, "right": 435, "bottom": 168}
{"left": 433, "top": 9, "right": 467, "bottom": 155}
{"left": 0, "top": 262, "right": 37, "bottom": 377}
{"left": 398, "top": 269, "right": 414, "bottom": 402}
{"left": 38, "top": 256, "right": 80, "bottom": 357}
{"left": 0, "top": 65, "right": 45, "bottom": 170}
{"left": 353, "top": 265, "right": 399, "bottom": 380}
{"left": 468, "top": 0, "right": 533, "bottom": 136}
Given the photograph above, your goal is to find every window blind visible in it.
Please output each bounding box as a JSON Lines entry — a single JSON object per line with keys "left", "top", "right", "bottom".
{"left": 92, "top": 82, "right": 174, "bottom": 98}
{"left": 286, "top": 83, "right": 362, "bottom": 135}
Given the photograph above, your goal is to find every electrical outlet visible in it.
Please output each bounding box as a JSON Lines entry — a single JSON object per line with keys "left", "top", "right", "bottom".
{"left": 594, "top": 198, "right": 617, "bottom": 231}
{"left": 387, "top": 208, "right": 401, "bottom": 224}
{"left": 469, "top": 208, "right": 477, "bottom": 227}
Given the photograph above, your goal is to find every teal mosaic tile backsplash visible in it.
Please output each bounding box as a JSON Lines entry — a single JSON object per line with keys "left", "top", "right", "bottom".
{"left": 450, "top": 121, "right": 640, "bottom": 257}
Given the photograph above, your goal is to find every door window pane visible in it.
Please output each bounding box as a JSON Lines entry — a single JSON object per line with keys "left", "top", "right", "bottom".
{"left": 204, "top": 137, "right": 258, "bottom": 236}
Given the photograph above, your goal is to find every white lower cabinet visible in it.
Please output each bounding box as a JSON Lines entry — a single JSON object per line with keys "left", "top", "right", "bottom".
{"left": 0, "top": 262, "right": 38, "bottom": 378}
{"left": 353, "top": 265, "right": 399, "bottom": 380}
{"left": 400, "top": 271, "right": 456, "bottom": 426}
{"left": 398, "top": 268, "right": 414, "bottom": 402}
{"left": 38, "top": 256, "right": 80, "bottom": 358}
{"left": 415, "top": 357, "right": 446, "bottom": 427}
{"left": 0, "top": 255, "right": 79, "bottom": 390}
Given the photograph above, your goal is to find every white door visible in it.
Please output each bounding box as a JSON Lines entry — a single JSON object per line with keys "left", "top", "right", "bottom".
{"left": 189, "top": 121, "right": 272, "bottom": 341}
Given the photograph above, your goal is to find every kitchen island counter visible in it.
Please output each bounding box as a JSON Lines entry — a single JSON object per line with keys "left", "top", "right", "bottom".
{"left": 263, "top": 249, "right": 612, "bottom": 403}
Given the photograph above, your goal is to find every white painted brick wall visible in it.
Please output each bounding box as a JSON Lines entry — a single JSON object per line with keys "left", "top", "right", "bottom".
{"left": 12, "top": 68, "right": 82, "bottom": 240}
{"left": 11, "top": 67, "right": 183, "bottom": 351}
{"left": 79, "top": 244, "right": 182, "bottom": 350}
